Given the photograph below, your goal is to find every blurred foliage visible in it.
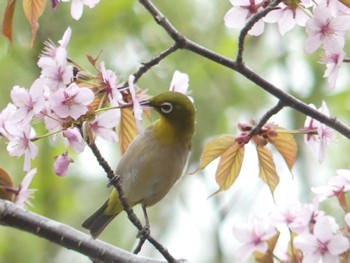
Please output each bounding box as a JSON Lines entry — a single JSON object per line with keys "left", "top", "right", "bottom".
{"left": 1, "top": 1, "right": 350, "bottom": 263}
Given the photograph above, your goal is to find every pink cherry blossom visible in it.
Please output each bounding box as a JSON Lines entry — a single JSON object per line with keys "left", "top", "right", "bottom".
{"left": 321, "top": 47, "right": 345, "bottom": 90}
{"left": 326, "top": 0, "right": 350, "bottom": 17}
{"left": 10, "top": 79, "right": 46, "bottom": 124}
{"left": 100, "top": 61, "right": 123, "bottom": 104}
{"left": 169, "top": 70, "right": 189, "bottom": 94}
{"left": 0, "top": 103, "right": 17, "bottom": 140}
{"left": 7, "top": 126, "right": 38, "bottom": 172}
{"left": 294, "top": 216, "right": 349, "bottom": 263}
{"left": 224, "top": 0, "right": 265, "bottom": 36}
{"left": 14, "top": 168, "right": 37, "bottom": 208}
{"left": 54, "top": 152, "right": 74, "bottom": 176}
{"left": 63, "top": 127, "right": 86, "bottom": 153}
{"left": 41, "top": 27, "right": 71, "bottom": 58}
{"left": 304, "top": 5, "right": 350, "bottom": 54}
{"left": 89, "top": 110, "right": 120, "bottom": 142}
{"left": 264, "top": 3, "right": 309, "bottom": 35}
{"left": 304, "top": 101, "right": 333, "bottom": 163}
{"left": 271, "top": 202, "right": 310, "bottom": 233}
{"left": 232, "top": 215, "right": 277, "bottom": 261}
{"left": 38, "top": 28, "right": 73, "bottom": 91}
{"left": 52, "top": 83, "right": 94, "bottom": 120}
{"left": 61, "top": 0, "right": 100, "bottom": 20}
{"left": 43, "top": 111, "right": 65, "bottom": 135}
{"left": 312, "top": 169, "right": 350, "bottom": 201}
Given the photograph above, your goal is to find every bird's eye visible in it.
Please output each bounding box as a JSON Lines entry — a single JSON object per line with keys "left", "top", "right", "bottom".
{"left": 160, "top": 102, "right": 173, "bottom": 114}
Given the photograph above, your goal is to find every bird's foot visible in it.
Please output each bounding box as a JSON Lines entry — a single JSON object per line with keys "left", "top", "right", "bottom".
{"left": 137, "top": 225, "right": 150, "bottom": 239}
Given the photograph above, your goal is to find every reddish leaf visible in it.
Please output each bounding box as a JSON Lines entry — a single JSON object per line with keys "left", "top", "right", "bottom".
{"left": 191, "top": 135, "right": 236, "bottom": 174}
{"left": 2, "top": 0, "right": 17, "bottom": 43}
{"left": 257, "top": 145, "right": 279, "bottom": 195}
{"left": 22, "top": 0, "right": 46, "bottom": 47}
{"left": 270, "top": 130, "right": 297, "bottom": 171}
{"left": 214, "top": 142, "right": 245, "bottom": 193}
{"left": 119, "top": 108, "right": 139, "bottom": 155}
{"left": 0, "top": 167, "right": 15, "bottom": 201}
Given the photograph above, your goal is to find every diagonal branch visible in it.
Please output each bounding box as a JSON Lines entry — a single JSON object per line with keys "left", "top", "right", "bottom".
{"left": 0, "top": 200, "right": 165, "bottom": 263}
{"left": 133, "top": 44, "right": 179, "bottom": 83}
{"left": 138, "top": 0, "right": 350, "bottom": 140}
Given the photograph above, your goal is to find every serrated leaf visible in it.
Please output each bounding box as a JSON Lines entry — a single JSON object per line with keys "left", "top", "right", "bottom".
{"left": 0, "top": 167, "right": 15, "bottom": 201}
{"left": 215, "top": 142, "right": 245, "bottom": 192}
{"left": 257, "top": 146, "right": 279, "bottom": 195}
{"left": 22, "top": 0, "right": 46, "bottom": 47}
{"left": 254, "top": 233, "right": 280, "bottom": 263}
{"left": 270, "top": 130, "right": 297, "bottom": 171}
{"left": 191, "top": 135, "right": 236, "bottom": 174}
{"left": 2, "top": 0, "right": 17, "bottom": 43}
{"left": 119, "top": 108, "right": 139, "bottom": 155}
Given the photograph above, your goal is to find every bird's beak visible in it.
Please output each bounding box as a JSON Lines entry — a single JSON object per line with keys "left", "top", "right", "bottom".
{"left": 139, "top": 100, "right": 155, "bottom": 108}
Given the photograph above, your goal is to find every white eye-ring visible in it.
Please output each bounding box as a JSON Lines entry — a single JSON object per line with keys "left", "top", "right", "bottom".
{"left": 160, "top": 102, "right": 173, "bottom": 114}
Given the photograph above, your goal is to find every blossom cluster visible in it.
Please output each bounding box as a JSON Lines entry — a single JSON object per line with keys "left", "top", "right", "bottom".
{"left": 0, "top": 27, "right": 189, "bottom": 182}
{"left": 224, "top": 0, "right": 350, "bottom": 90}
{"left": 232, "top": 169, "right": 350, "bottom": 262}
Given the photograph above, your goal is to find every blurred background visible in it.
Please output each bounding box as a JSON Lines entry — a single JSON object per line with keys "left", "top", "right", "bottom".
{"left": 1, "top": 1, "right": 350, "bottom": 262}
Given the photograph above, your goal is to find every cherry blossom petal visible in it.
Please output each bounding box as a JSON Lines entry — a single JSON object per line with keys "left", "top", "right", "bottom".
{"left": 15, "top": 168, "right": 37, "bottom": 208}
{"left": 71, "top": 0, "right": 84, "bottom": 20}
{"left": 54, "top": 152, "right": 74, "bottom": 176}
{"left": 63, "top": 127, "right": 86, "bottom": 153}
{"left": 328, "top": 235, "right": 349, "bottom": 255}
{"left": 169, "top": 70, "right": 189, "bottom": 94}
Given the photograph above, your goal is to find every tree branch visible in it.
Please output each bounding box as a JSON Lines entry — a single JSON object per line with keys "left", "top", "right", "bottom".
{"left": 0, "top": 200, "right": 165, "bottom": 263}
{"left": 138, "top": 0, "right": 350, "bottom": 140}
{"left": 133, "top": 44, "right": 179, "bottom": 82}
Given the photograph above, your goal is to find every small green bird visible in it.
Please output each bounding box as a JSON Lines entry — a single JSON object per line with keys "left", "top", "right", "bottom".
{"left": 82, "top": 91, "right": 195, "bottom": 238}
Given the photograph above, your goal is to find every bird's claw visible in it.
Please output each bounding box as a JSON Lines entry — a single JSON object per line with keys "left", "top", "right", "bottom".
{"left": 137, "top": 225, "right": 150, "bottom": 239}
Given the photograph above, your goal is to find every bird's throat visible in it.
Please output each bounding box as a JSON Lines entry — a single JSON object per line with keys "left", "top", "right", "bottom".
{"left": 153, "top": 117, "right": 192, "bottom": 146}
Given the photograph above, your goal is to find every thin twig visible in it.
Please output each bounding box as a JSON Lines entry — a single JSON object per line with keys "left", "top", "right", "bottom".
{"left": 134, "top": 238, "right": 147, "bottom": 254}
{"left": 250, "top": 100, "right": 285, "bottom": 136}
{"left": 134, "top": 44, "right": 179, "bottom": 82}
{"left": 237, "top": 0, "right": 283, "bottom": 63}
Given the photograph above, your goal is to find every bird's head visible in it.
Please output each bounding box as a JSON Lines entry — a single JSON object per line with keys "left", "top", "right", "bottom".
{"left": 141, "top": 91, "right": 195, "bottom": 141}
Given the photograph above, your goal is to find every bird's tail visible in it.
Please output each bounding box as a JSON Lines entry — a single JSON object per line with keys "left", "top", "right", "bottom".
{"left": 82, "top": 200, "right": 119, "bottom": 239}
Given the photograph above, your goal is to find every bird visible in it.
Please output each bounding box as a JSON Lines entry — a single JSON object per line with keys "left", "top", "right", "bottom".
{"left": 82, "top": 91, "right": 196, "bottom": 238}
